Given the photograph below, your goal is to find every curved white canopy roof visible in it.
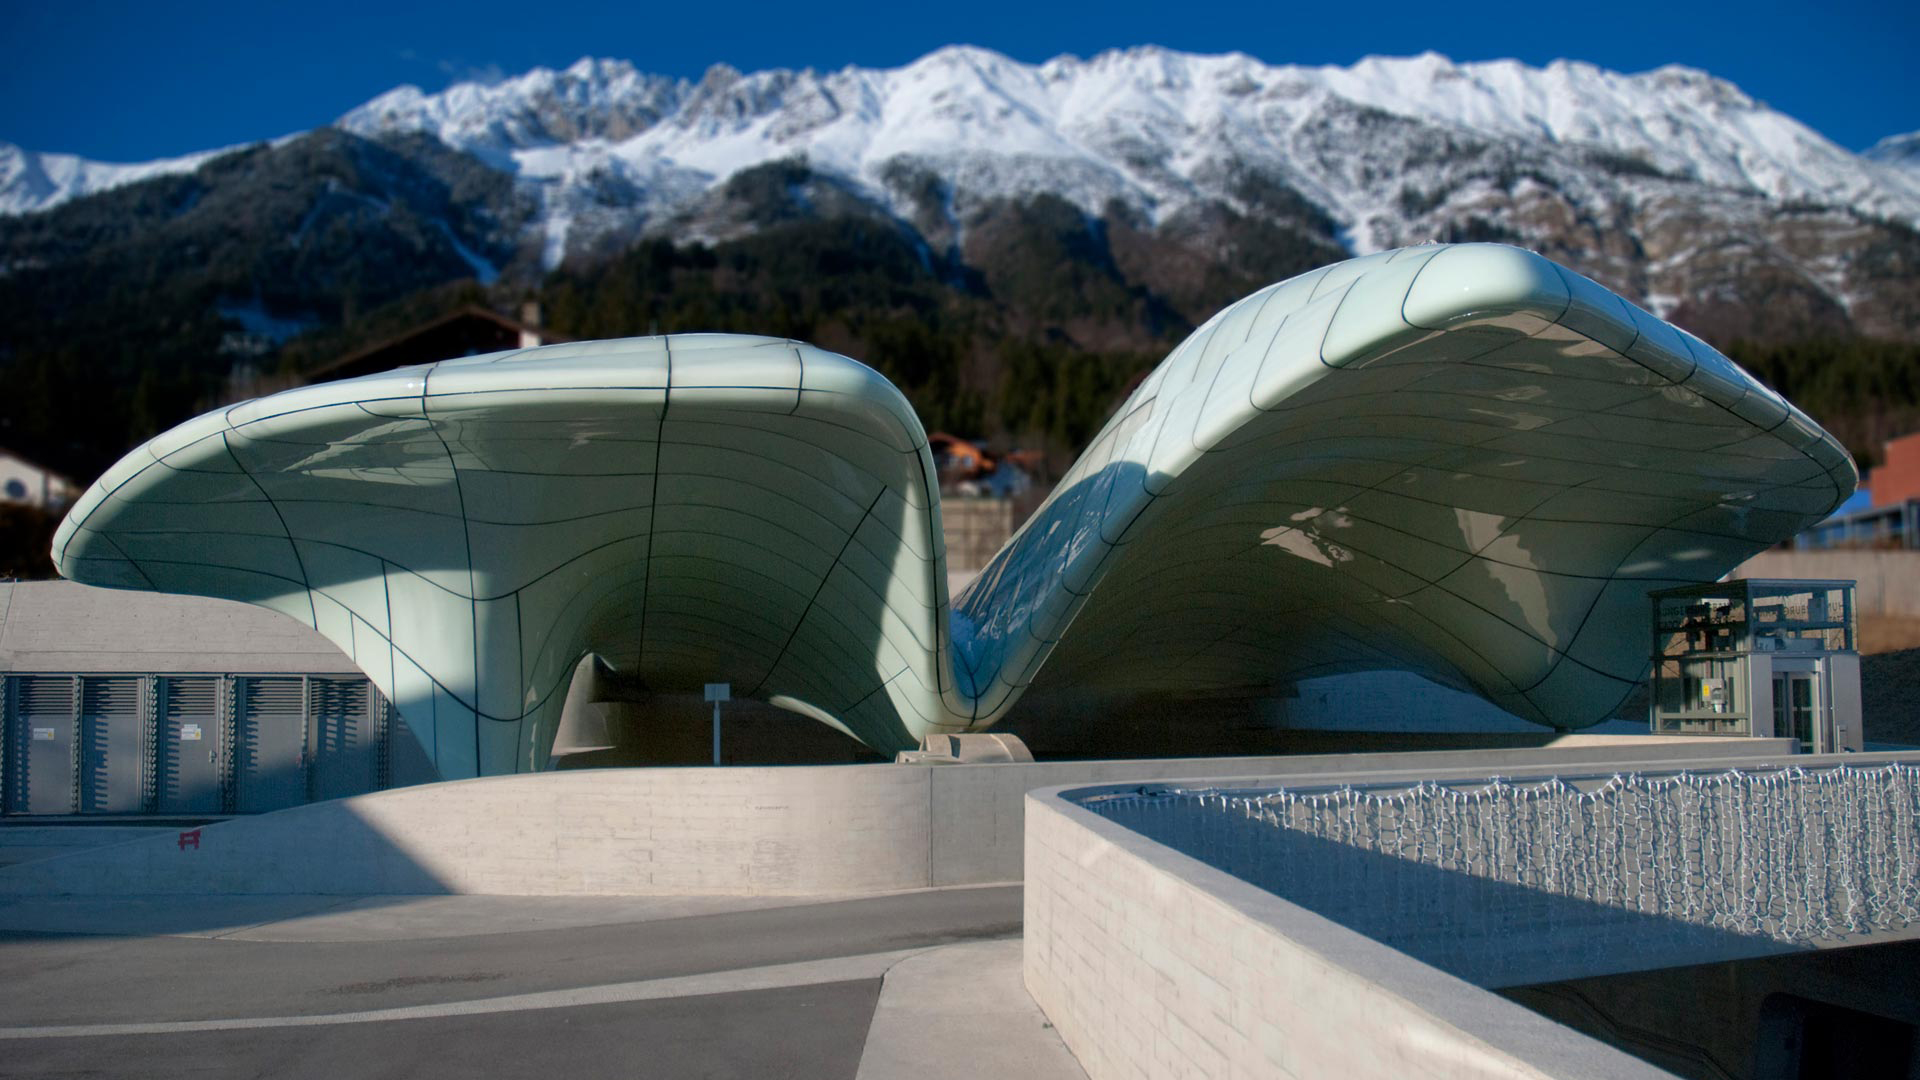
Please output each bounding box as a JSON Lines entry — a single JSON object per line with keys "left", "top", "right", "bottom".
{"left": 54, "top": 244, "right": 1855, "bottom": 776}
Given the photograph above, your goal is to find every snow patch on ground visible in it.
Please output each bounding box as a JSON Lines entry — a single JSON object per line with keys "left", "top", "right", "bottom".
{"left": 433, "top": 222, "right": 500, "bottom": 283}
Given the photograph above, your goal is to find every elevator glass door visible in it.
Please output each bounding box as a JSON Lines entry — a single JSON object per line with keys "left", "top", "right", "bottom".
{"left": 1773, "top": 671, "right": 1822, "bottom": 753}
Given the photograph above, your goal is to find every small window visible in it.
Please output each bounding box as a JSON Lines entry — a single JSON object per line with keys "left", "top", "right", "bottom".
{"left": 3, "top": 478, "right": 28, "bottom": 500}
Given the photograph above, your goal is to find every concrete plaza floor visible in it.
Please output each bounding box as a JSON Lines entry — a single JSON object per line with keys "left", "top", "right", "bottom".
{"left": 0, "top": 886, "right": 1086, "bottom": 1080}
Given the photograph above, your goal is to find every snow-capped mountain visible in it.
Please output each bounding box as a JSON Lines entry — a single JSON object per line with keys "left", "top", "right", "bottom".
{"left": 0, "top": 141, "right": 237, "bottom": 217}
{"left": 329, "top": 46, "right": 1920, "bottom": 341}
{"left": 331, "top": 46, "right": 1920, "bottom": 253}
{"left": 7, "top": 46, "right": 1919, "bottom": 342}
{"left": 1867, "top": 130, "right": 1920, "bottom": 172}
{"left": 14, "top": 47, "right": 1917, "bottom": 233}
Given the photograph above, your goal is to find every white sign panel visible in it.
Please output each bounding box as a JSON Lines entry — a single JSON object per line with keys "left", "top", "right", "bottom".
{"left": 703, "top": 683, "right": 731, "bottom": 703}
{"left": 180, "top": 724, "right": 203, "bottom": 742}
{"left": 30, "top": 727, "right": 56, "bottom": 742}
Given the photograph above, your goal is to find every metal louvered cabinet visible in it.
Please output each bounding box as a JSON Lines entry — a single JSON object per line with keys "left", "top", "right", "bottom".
{"left": 79, "top": 677, "right": 146, "bottom": 813}
{"left": 156, "top": 677, "right": 223, "bottom": 814}
{"left": 309, "top": 678, "right": 377, "bottom": 802}
{"left": 8, "top": 677, "right": 78, "bottom": 815}
{"left": 234, "top": 677, "right": 309, "bottom": 813}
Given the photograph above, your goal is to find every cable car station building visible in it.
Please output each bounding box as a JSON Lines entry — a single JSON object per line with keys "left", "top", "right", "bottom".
{"left": 4, "top": 243, "right": 1867, "bottom": 816}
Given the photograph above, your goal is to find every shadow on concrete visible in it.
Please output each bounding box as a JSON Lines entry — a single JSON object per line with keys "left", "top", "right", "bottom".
{"left": 1503, "top": 936, "right": 1920, "bottom": 1080}
{"left": 1110, "top": 802, "right": 1812, "bottom": 989}
{"left": 554, "top": 692, "right": 888, "bottom": 768}
{"left": 0, "top": 794, "right": 458, "bottom": 936}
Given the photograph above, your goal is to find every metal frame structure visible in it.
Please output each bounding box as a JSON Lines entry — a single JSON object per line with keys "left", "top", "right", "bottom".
{"left": 0, "top": 671, "right": 390, "bottom": 816}
{"left": 1647, "top": 578, "right": 1863, "bottom": 751}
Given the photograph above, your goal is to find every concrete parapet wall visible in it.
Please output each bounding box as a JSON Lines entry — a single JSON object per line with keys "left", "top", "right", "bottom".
{"left": 1023, "top": 788, "right": 1671, "bottom": 1080}
{"left": 0, "top": 826, "right": 176, "bottom": 870}
{"left": 0, "top": 766, "right": 928, "bottom": 896}
{"left": 923, "top": 738, "right": 1785, "bottom": 891}
{"left": 0, "top": 738, "right": 1794, "bottom": 897}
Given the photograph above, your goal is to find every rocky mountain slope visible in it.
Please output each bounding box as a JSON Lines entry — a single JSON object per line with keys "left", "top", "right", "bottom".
{"left": 0, "top": 130, "right": 531, "bottom": 478}
{"left": 341, "top": 48, "right": 1920, "bottom": 342}
{"left": 4, "top": 47, "right": 1919, "bottom": 488}
{"left": 9, "top": 47, "right": 1918, "bottom": 341}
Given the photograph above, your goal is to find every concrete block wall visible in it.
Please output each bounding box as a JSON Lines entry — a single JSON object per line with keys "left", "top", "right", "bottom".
{"left": 1023, "top": 789, "right": 1671, "bottom": 1080}
{"left": 0, "top": 826, "right": 173, "bottom": 870}
{"left": 0, "top": 765, "right": 933, "bottom": 896}
{"left": 0, "top": 738, "right": 1795, "bottom": 898}
{"left": 940, "top": 496, "right": 1019, "bottom": 572}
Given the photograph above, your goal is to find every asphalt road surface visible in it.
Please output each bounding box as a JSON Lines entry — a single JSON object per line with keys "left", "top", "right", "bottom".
{"left": 0, "top": 886, "right": 1023, "bottom": 1079}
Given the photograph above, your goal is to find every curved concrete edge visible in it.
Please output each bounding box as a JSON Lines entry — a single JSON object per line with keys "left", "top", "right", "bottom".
{"left": 856, "top": 939, "right": 1087, "bottom": 1080}
{"left": 0, "top": 739, "right": 1796, "bottom": 899}
{"left": 1022, "top": 787, "right": 1672, "bottom": 1080}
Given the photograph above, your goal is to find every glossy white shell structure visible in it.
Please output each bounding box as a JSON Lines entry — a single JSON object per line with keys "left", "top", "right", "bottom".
{"left": 54, "top": 245, "right": 1856, "bottom": 777}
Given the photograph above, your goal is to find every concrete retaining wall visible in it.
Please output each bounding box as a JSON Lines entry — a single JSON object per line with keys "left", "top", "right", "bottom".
{"left": 1023, "top": 788, "right": 1670, "bottom": 1080}
{"left": 0, "top": 738, "right": 1794, "bottom": 897}
{"left": 0, "top": 826, "right": 175, "bottom": 870}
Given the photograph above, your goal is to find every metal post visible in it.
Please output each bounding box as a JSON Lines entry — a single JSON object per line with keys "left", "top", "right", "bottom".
{"left": 301, "top": 675, "right": 313, "bottom": 805}
{"left": 0, "top": 675, "right": 11, "bottom": 815}
{"left": 373, "top": 689, "right": 391, "bottom": 791}
{"left": 69, "top": 675, "right": 81, "bottom": 815}
{"left": 221, "top": 675, "right": 237, "bottom": 814}
{"left": 703, "top": 683, "right": 730, "bottom": 767}
{"left": 142, "top": 674, "right": 159, "bottom": 813}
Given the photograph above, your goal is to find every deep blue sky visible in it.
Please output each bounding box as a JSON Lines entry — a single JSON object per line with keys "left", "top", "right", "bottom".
{"left": 3, "top": 0, "right": 1914, "bottom": 161}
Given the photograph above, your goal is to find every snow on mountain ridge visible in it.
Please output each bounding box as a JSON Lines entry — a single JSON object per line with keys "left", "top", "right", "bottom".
{"left": 1867, "top": 131, "right": 1920, "bottom": 171}
{"left": 7, "top": 45, "right": 1916, "bottom": 269}
{"left": 0, "top": 141, "right": 238, "bottom": 217}
{"left": 327, "top": 45, "right": 1917, "bottom": 259}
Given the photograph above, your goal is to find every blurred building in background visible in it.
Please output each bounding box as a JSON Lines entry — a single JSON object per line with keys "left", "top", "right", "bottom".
{"left": 928, "top": 432, "right": 1046, "bottom": 577}
{"left": 302, "top": 301, "right": 551, "bottom": 385}
{"left": 0, "top": 449, "right": 78, "bottom": 513}
{"left": 1795, "top": 431, "right": 1920, "bottom": 550}
{"left": 221, "top": 302, "right": 555, "bottom": 404}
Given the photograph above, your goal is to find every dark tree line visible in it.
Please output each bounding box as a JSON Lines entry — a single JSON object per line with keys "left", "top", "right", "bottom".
{"left": 1728, "top": 337, "right": 1920, "bottom": 467}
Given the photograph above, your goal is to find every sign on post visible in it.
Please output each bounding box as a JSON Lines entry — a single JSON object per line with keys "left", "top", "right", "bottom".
{"left": 704, "top": 683, "right": 730, "bottom": 765}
